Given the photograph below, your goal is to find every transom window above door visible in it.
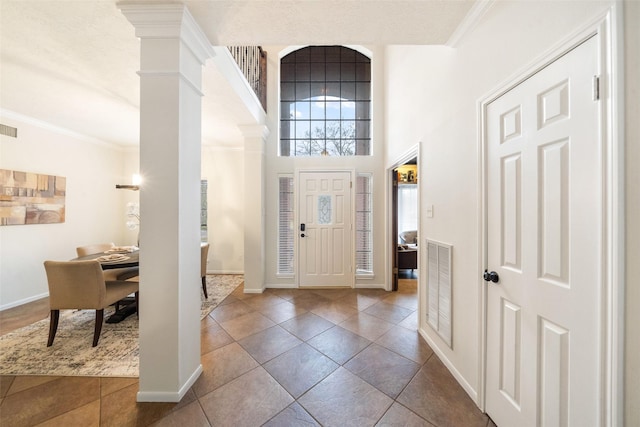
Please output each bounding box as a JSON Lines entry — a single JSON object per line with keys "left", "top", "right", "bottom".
{"left": 280, "top": 46, "right": 371, "bottom": 157}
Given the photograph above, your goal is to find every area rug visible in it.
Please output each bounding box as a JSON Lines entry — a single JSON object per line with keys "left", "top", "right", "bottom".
{"left": 0, "top": 275, "right": 243, "bottom": 377}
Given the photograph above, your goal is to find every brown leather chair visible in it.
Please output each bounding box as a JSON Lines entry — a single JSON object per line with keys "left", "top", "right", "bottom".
{"left": 43, "top": 260, "right": 139, "bottom": 347}
{"left": 76, "top": 243, "right": 139, "bottom": 281}
{"left": 201, "top": 243, "right": 210, "bottom": 299}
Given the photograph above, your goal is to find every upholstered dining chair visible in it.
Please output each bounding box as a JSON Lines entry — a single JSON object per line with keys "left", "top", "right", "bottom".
{"left": 201, "top": 243, "right": 210, "bottom": 299}
{"left": 43, "top": 260, "right": 139, "bottom": 347}
{"left": 76, "top": 243, "right": 139, "bottom": 281}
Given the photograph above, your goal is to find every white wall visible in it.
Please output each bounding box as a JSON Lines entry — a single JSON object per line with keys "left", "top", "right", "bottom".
{"left": 120, "top": 147, "right": 246, "bottom": 275}
{"left": 0, "top": 114, "right": 128, "bottom": 309}
{"left": 262, "top": 45, "right": 388, "bottom": 289}
{"left": 201, "top": 147, "right": 245, "bottom": 274}
{"left": 385, "top": 0, "right": 615, "bottom": 403}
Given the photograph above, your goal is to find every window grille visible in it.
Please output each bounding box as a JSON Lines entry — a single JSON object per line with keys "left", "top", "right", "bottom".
{"left": 277, "top": 176, "right": 294, "bottom": 275}
{"left": 356, "top": 174, "right": 373, "bottom": 273}
{"left": 280, "top": 46, "right": 371, "bottom": 157}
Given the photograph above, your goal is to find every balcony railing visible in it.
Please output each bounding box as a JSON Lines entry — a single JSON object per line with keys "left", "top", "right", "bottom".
{"left": 228, "top": 46, "right": 267, "bottom": 112}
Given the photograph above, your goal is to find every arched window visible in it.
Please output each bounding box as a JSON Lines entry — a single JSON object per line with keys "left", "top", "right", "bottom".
{"left": 280, "top": 46, "right": 371, "bottom": 157}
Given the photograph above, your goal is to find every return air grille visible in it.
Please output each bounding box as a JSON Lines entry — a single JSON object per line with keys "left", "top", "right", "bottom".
{"left": 427, "top": 239, "right": 452, "bottom": 348}
{"left": 0, "top": 124, "right": 17, "bottom": 138}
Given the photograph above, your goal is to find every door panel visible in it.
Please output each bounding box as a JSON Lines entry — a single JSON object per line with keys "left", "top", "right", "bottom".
{"left": 485, "top": 36, "right": 601, "bottom": 426}
{"left": 299, "top": 171, "right": 352, "bottom": 287}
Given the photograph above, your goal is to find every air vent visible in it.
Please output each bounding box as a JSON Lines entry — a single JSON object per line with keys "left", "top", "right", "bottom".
{"left": 427, "top": 239, "right": 453, "bottom": 348}
{"left": 0, "top": 124, "right": 17, "bottom": 138}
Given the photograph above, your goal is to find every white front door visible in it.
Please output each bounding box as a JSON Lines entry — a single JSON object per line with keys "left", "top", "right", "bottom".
{"left": 485, "top": 36, "right": 602, "bottom": 426}
{"left": 299, "top": 171, "right": 352, "bottom": 288}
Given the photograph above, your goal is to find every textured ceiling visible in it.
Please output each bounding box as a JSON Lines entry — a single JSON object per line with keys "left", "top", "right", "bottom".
{"left": 0, "top": 0, "right": 475, "bottom": 148}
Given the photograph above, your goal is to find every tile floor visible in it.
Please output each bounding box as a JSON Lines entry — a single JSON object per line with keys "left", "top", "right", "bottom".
{"left": 0, "top": 279, "right": 494, "bottom": 426}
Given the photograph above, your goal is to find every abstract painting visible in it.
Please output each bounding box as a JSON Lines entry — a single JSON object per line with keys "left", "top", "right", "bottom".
{"left": 0, "top": 169, "right": 66, "bottom": 225}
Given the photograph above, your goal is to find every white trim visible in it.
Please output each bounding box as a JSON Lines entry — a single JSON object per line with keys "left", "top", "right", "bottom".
{"left": 207, "top": 269, "right": 244, "bottom": 275}
{"left": 477, "top": 8, "right": 623, "bottom": 424}
{"left": 264, "top": 283, "right": 298, "bottom": 289}
{"left": 243, "top": 288, "right": 264, "bottom": 294}
{"left": 387, "top": 144, "right": 420, "bottom": 295}
{"left": 212, "top": 46, "right": 266, "bottom": 125}
{"left": 0, "top": 292, "right": 48, "bottom": 311}
{"left": 419, "top": 327, "right": 479, "bottom": 406}
{"left": 354, "top": 283, "right": 386, "bottom": 289}
{"left": 137, "top": 364, "right": 203, "bottom": 402}
{"left": 446, "top": 0, "right": 495, "bottom": 48}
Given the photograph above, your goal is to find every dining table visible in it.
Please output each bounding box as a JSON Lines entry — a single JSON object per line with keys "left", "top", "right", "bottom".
{"left": 70, "top": 248, "right": 140, "bottom": 323}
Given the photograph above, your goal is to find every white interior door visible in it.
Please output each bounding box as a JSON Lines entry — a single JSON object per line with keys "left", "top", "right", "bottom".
{"left": 299, "top": 171, "right": 352, "bottom": 288}
{"left": 485, "top": 36, "right": 602, "bottom": 426}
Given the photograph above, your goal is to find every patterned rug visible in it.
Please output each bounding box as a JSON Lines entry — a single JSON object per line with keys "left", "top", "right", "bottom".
{"left": 0, "top": 275, "right": 243, "bottom": 377}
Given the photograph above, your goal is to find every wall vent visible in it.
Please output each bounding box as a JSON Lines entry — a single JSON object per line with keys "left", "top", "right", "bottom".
{"left": 427, "top": 239, "right": 453, "bottom": 348}
{"left": 0, "top": 124, "right": 18, "bottom": 138}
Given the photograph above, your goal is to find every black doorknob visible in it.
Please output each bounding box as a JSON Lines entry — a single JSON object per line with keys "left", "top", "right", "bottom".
{"left": 483, "top": 270, "right": 499, "bottom": 283}
{"left": 300, "top": 233, "right": 305, "bottom": 238}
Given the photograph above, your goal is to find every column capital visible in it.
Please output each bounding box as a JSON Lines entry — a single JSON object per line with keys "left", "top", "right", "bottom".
{"left": 119, "top": 2, "right": 214, "bottom": 64}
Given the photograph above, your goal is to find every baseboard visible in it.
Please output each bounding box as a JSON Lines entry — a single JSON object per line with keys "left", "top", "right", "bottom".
{"left": 354, "top": 283, "right": 386, "bottom": 289}
{"left": 0, "top": 292, "right": 49, "bottom": 311}
{"left": 243, "top": 288, "right": 264, "bottom": 294}
{"left": 137, "top": 364, "right": 203, "bottom": 402}
{"left": 264, "top": 283, "right": 297, "bottom": 289}
{"left": 207, "top": 270, "right": 244, "bottom": 275}
{"left": 418, "top": 327, "right": 480, "bottom": 407}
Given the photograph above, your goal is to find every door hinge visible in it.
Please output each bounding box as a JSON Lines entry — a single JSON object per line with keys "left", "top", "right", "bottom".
{"left": 592, "top": 75, "right": 600, "bottom": 101}
{"left": 393, "top": 267, "right": 399, "bottom": 274}
{"left": 350, "top": 181, "right": 353, "bottom": 189}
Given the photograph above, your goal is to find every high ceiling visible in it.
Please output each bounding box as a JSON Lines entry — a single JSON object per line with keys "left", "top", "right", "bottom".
{"left": 0, "top": 0, "right": 476, "bottom": 148}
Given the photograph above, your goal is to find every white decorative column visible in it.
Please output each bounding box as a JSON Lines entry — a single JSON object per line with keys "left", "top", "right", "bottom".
{"left": 241, "top": 124, "right": 269, "bottom": 293}
{"left": 119, "top": 3, "right": 214, "bottom": 402}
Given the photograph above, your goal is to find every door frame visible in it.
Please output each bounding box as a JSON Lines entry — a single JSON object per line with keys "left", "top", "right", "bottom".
{"left": 477, "top": 7, "right": 624, "bottom": 425}
{"left": 387, "top": 145, "right": 420, "bottom": 293}
{"left": 295, "top": 168, "right": 356, "bottom": 289}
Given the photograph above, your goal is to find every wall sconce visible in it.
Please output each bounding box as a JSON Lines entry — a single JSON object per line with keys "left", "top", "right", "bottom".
{"left": 116, "top": 174, "right": 142, "bottom": 191}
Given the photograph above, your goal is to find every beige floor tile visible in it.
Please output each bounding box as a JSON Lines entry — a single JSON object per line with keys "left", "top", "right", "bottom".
{"left": 209, "top": 300, "right": 255, "bottom": 324}
{"left": 298, "top": 367, "right": 393, "bottom": 426}
{"left": 344, "top": 344, "right": 420, "bottom": 398}
{"left": 258, "top": 300, "right": 308, "bottom": 324}
{"left": 397, "top": 357, "right": 488, "bottom": 427}
{"left": 201, "top": 323, "right": 234, "bottom": 355}
{"left": 0, "top": 376, "right": 14, "bottom": 398}
{"left": 199, "top": 367, "right": 293, "bottom": 427}
{"left": 238, "top": 325, "right": 302, "bottom": 364}
{"left": 150, "top": 400, "right": 211, "bottom": 427}
{"left": 100, "top": 377, "right": 138, "bottom": 397}
{"left": 377, "top": 402, "right": 436, "bottom": 426}
{"left": 193, "top": 342, "right": 259, "bottom": 397}
{"left": 6, "top": 375, "right": 60, "bottom": 395}
{"left": 398, "top": 311, "right": 419, "bottom": 331}
{"left": 0, "top": 377, "right": 100, "bottom": 427}
{"left": 340, "top": 292, "right": 381, "bottom": 311}
{"left": 382, "top": 292, "right": 419, "bottom": 310}
{"left": 263, "top": 343, "right": 338, "bottom": 398}
{"left": 242, "top": 293, "right": 287, "bottom": 311}
{"left": 307, "top": 326, "right": 371, "bottom": 365}
{"left": 376, "top": 326, "right": 434, "bottom": 365}
{"left": 279, "top": 312, "right": 335, "bottom": 341}
{"left": 219, "top": 311, "right": 275, "bottom": 340}
{"left": 35, "top": 399, "right": 101, "bottom": 427}
{"left": 364, "top": 301, "right": 415, "bottom": 325}
{"left": 289, "top": 292, "right": 333, "bottom": 311}
{"left": 262, "top": 402, "right": 320, "bottom": 426}
{"left": 310, "top": 300, "right": 359, "bottom": 324}
{"left": 339, "top": 312, "right": 395, "bottom": 341}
